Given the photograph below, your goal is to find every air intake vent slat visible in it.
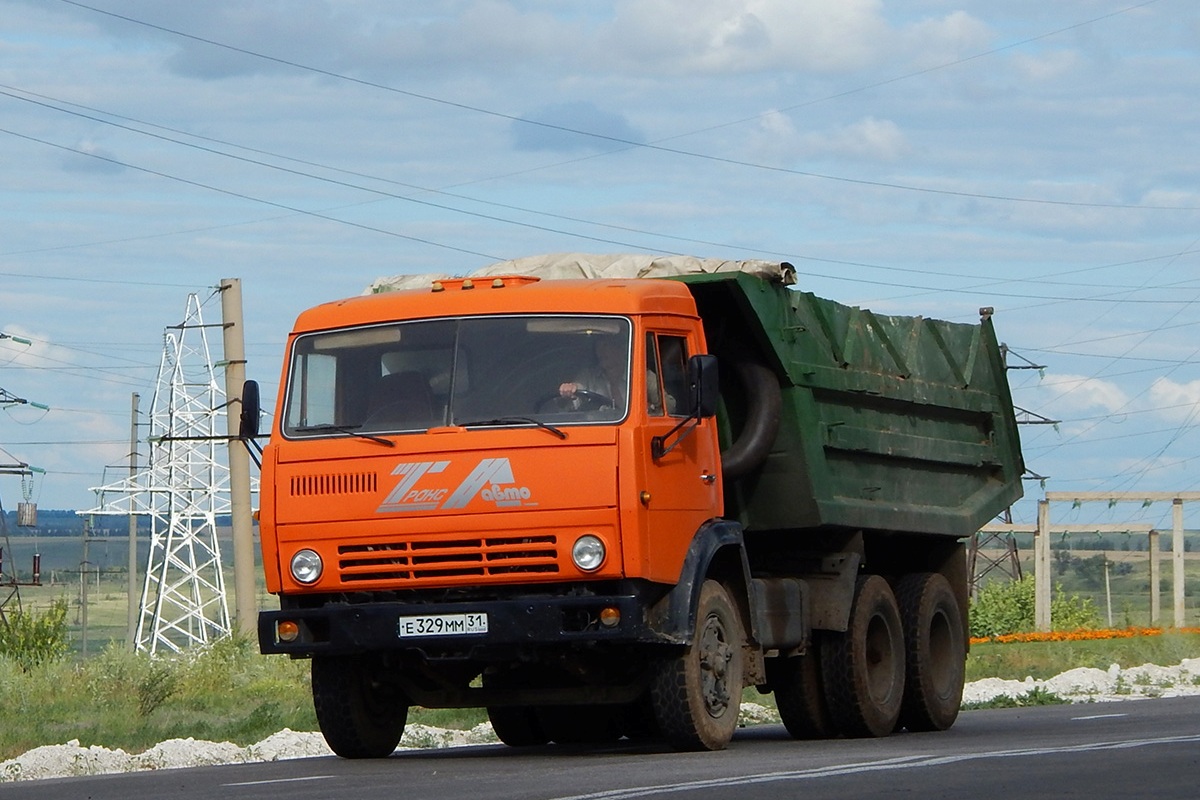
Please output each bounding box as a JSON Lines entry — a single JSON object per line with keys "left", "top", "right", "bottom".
{"left": 290, "top": 472, "right": 377, "bottom": 497}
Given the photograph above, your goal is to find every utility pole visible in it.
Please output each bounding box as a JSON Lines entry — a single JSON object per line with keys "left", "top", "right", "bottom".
{"left": 1173, "top": 498, "right": 1185, "bottom": 627}
{"left": 220, "top": 278, "right": 257, "bottom": 638}
{"left": 80, "top": 515, "right": 91, "bottom": 656}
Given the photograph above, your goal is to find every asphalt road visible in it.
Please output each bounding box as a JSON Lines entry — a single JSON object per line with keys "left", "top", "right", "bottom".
{"left": 8, "top": 696, "right": 1200, "bottom": 800}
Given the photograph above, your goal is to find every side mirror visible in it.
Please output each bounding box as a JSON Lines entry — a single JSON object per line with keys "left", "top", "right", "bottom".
{"left": 239, "top": 379, "right": 261, "bottom": 439}
{"left": 688, "top": 355, "right": 719, "bottom": 418}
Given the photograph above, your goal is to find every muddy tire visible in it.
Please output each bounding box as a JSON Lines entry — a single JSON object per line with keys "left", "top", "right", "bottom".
{"left": 894, "top": 572, "right": 965, "bottom": 732}
{"left": 766, "top": 633, "right": 836, "bottom": 740}
{"left": 820, "top": 575, "right": 905, "bottom": 738}
{"left": 651, "top": 580, "right": 744, "bottom": 751}
{"left": 311, "top": 655, "right": 408, "bottom": 759}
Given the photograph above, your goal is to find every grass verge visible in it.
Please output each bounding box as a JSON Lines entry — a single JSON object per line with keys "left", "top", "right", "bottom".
{"left": 2, "top": 631, "right": 1199, "bottom": 761}
{"left": 965, "top": 630, "right": 1200, "bottom": 682}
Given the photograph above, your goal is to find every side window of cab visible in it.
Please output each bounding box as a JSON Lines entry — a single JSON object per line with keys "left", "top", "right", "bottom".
{"left": 645, "top": 332, "right": 688, "bottom": 417}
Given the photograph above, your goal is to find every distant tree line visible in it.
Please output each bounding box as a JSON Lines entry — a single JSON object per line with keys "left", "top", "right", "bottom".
{"left": 1002, "top": 532, "right": 1196, "bottom": 552}
{"left": 2, "top": 510, "right": 237, "bottom": 538}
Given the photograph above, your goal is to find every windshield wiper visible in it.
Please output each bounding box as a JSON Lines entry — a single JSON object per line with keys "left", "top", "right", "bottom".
{"left": 293, "top": 423, "right": 396, "bottom": 447}
{"left": 456, "top": 417, "right": 567, "bottom": 440}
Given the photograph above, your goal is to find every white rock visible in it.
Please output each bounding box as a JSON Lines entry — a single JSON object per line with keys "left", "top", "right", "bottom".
{"left": 245, "top": 728, "right": 333, "bottom": 761}
{"left": 1042, "top": 667, "right": 1114, "bottom": 697}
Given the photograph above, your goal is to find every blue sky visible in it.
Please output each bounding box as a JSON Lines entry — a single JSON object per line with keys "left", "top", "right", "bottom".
{"left": 1, "top": 1, "right": 1199, "bottom": 536}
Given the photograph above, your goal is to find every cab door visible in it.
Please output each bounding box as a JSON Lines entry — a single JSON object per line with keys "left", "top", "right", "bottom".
{"left": 639, "top": 328, "right": 722, "bottom": 582}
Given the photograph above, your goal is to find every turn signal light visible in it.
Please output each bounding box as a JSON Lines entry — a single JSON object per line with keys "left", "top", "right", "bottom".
{"left": 599, "top": 607, "right": 621, "bottom": 628}
{"left": 276, "top": 620, "right": 300, "bottom": 643}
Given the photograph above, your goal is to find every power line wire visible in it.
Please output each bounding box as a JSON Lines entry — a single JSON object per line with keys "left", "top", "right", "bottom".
{"left": 56, "top": 0, "right": 1191, "bottom": 213}
{"left": 11, "top": 80, "right": 1200, "bottom": 302}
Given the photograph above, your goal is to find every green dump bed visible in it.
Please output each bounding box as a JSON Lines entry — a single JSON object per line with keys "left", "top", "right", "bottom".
{"left": 675, "top": 271, "right": 1024, "bottom": 538}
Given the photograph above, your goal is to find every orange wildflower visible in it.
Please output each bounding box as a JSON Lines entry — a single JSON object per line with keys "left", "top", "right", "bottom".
{"left": 970, "top": 626, "right": 1200, "bottom": 645}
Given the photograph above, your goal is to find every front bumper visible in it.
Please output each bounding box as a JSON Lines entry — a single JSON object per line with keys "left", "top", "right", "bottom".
{"left": 259, "top": 590, "right": 670, "bottom": 658}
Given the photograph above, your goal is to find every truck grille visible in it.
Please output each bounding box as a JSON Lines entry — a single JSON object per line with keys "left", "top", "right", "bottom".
{"left": 337, "top": 534, "right": 559, "bottom": 583}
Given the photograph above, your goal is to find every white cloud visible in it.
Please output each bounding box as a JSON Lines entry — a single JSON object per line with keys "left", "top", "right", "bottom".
{"left": 803, "top": 116, "right": 909, "bottom": 162}
{"left": 1011, "top": 49, "right": 1083, "bottom": 83}
{"left": 1029, "top": 373, "right": 1130, "bottom": 417}
{"left": 601, "top": 0, "right": 890, "bottom": 74}
{"left": 1148, "top": 377, "right": 1200, "bottom": 423}
{"left": 743, "top": 112, "right": 908, "bottom": 166}
{"left": 897, "top": 10, "right": 991, "bottom": 68}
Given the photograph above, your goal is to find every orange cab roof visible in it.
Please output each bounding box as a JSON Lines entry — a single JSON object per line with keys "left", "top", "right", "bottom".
{"left": 291, "top": 276, "right": 698, "bottom": 334}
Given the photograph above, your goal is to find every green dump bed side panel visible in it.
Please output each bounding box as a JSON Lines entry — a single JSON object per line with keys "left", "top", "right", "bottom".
{"left": 673, "top": 272, "right": 1025, "bottom": 538}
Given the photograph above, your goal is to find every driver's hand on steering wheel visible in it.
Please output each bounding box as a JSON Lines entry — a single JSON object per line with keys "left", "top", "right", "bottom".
{"left": 559, "top": 382, "right": 580, "bottom": 397}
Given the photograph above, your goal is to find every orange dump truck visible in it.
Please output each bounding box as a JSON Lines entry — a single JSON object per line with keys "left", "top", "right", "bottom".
{"left": 246, "top": 254, "right": 1024, "bottom": 757}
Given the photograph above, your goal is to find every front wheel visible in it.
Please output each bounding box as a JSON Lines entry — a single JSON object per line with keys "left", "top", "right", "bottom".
{"left": 651, "top": 580, "right": 744, "bottom": 751}
{"left": 312, "top": 655, "right": 408, "bottom": 759}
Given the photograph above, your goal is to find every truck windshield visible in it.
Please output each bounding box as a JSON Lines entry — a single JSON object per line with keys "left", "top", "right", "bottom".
{"left": 283, "top": 315, "right": 632, "bottom": 437}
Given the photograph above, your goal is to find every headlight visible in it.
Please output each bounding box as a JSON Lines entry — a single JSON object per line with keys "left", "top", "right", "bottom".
{"left": 290, "top": 549, "right": 323, "bottom": 584}
{"left": 571, "top": 534, "right": 606, "bottom": 572}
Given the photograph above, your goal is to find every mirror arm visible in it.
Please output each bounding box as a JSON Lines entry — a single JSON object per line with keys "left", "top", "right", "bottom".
{"left": 242, "top": 435, "right": 263, "bottom": 470}
{"left": 651, "top": 411, "right": 701, "bottom": 460}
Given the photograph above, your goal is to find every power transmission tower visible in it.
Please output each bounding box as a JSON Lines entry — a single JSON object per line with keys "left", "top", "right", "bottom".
{"left": 1, "top": 333, "right": 48, "bottom": 626}
{"left": 88, "top": 293, "right": 232, "bottom": 654}
{"left": 0, "top": 470, "right": 43, "bottom": 627}
{"left": 970, "top": 343, "right": 1057, "bottom": 594}
{"left": 969, "top": 507, "right": 1024, "bottom": 596}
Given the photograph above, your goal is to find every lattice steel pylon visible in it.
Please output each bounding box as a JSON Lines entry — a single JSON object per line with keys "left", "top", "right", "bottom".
{"left": 88, "top": 292, "right": 232, "bottom": 654}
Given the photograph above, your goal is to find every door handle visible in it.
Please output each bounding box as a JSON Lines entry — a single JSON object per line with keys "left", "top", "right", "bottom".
{"left": 700, "top": 471, "right": 717, "bottom": 485}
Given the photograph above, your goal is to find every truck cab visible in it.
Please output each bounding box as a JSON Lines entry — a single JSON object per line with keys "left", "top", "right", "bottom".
{"left": 260, "top": 275, "right": 722, "bottom": 602}
{"left": 256, "top": 275, "right": 746, "bottom": 755}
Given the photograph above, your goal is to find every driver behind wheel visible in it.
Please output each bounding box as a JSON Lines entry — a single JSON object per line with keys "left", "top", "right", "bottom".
{"left": 559, "top": 335, "right": 627, "bottom": 411}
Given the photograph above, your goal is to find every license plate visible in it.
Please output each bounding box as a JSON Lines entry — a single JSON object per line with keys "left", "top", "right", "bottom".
{"left": 397, "top": 612, "right": 489, "bottom": 638}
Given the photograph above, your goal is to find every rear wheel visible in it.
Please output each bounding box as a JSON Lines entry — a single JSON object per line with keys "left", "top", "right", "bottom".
{"left": 767, "top": 633, "right": 836, "bottom": 740}
{"left": 311, "top": 655, "right": 408, "bottom": 758}
{"left": 651, "top": 580, "right": 744, "bottom": 751}
{"left": 821, "top": 575, "right": 905, "bottom": 738}
{"left": 895, "top": 572, "right": 965, "bottom": 732}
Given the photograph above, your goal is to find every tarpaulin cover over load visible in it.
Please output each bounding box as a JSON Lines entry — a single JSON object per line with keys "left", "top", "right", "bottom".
{"left": 365, "top": 253, "right": 796, "bottom": 293}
